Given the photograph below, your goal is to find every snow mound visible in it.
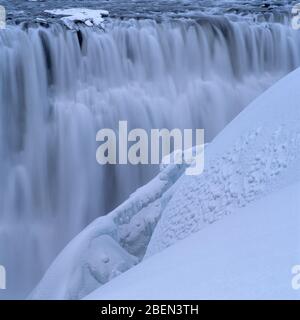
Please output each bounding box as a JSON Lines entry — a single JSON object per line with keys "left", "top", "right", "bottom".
{"left": 44, "top": 8, "right": 109, "bottom": 29}
{"left": 86, "top": 182, "right": 300, "bottom": 300}
{"left": 29, "top": 156, "right": 193, "bottom": 299}
{"left": 32, "top": 67, "right": 300, "bottom": 300}
{"left": 146, "top": 67, "right": 300, "bottom": 257}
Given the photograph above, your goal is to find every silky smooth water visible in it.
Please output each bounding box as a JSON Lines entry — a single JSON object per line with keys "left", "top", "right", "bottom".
{"left": 1, "top": 15, "right": 300, "bottom": 298}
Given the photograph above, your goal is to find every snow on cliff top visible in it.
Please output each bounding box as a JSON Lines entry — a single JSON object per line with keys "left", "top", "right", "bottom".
{"left": 86, "top": 182, "right": 300, "bottom": 300}
{"left": 44, "top": 8, "right": 109, "bottom": 29}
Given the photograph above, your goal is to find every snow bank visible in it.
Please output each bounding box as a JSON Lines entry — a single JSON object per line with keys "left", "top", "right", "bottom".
{"left": 85, "top": 67, "right": 300, "bottom": 300}
{"left": 146, "top": 66, "right": 300, "bottom": 257}
{"left": 44, "top": 8, "right": 109, "bottom": 29}
{"left": 29, "top": 158, "right": 191, "bottom": 299}
{"left": 32, "top": 66, "right": 300, "bottom": 299}
{"left": 86, "top": 182, "right": 300, "bottom": 300}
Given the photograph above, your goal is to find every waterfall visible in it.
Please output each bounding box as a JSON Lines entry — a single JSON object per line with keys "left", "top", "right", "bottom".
{"left": 1, "top": 16, "right": 300, "bottom": 298}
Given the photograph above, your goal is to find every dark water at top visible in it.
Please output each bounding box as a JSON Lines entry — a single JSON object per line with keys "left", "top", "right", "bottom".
{"left": 0, "top": 0, "right": 298, "bottom": 23}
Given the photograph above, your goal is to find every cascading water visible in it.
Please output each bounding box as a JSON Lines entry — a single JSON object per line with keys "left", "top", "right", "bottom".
{"left": 1, "top": 15, "right": 300, "bottom": 298}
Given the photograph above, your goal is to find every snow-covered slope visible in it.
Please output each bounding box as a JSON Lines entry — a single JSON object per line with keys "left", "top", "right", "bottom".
{"left": 29, "top": 160, "right": 190, "bottom": 299}
{"left": 31, "top": 67, "right": 300, "bottom": 300}
{"left": 86, "top": 182, "right": 300, "bottom": 300}
{"left": 146, "top": 66, "right": 300, "bottom": 257}
{"left": 86, "top": 62, "right": 300, "bottom": 300}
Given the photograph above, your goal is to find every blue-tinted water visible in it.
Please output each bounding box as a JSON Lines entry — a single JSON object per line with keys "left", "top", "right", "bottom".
{"left": 1, "top": 0, "right": 298, "bottom": 23}
{"left": 0, "top": 0, "right": 299, "bottom": 299}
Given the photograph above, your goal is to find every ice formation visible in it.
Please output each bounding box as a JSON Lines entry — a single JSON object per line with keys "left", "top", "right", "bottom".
{"left": 44, "top": 8, "right": 109, "bottom": 29}
{"left": 30, "top": 153, "right": 195, "bottom": 299}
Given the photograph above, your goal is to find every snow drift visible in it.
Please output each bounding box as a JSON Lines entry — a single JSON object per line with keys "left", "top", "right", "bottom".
{"left": 146, "top": 65, "right": 300, "bottom": 258}
{"left": 32, "top": 66, "right": 300, "bottom": 299}
{"left": 87, "top": 182, "right": 300, "bottom": 300}
{"left": 29, "top": 158, "right": 191, "bottom": 299}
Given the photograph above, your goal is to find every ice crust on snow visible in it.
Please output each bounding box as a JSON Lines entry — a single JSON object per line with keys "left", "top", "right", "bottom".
{"left": 44, "top": 8, "right": 109, "bottom": 29}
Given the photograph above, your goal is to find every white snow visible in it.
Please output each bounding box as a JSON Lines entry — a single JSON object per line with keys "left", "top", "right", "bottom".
{"left": 29, "top": 154, "right": 193, "bottom": 299}
{"left": 32, "top": 67, "right": 300, "bottom": 300}
{"left": 146, "top": 66, "right": 300, "bottom": 257}
{"left": 85, "top": 62, "right": 300, "bottom": 299}
{"left": 86, "top": 182, "right": 300, "bottom": 300}
{"left": 44, "top": 8, "right": 109, "bottom": 29}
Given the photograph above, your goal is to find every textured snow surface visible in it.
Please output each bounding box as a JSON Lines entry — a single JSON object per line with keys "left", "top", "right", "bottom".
{"left": 30, "top": 158, "right": 190, "bottom": 299}
{"left": 32, "top": 67, "right": 300, "bottom": 299}
{"left": 146, "top": 67, "right": 300, "bottom": 257}
{"left": 86, "top": 182, "right": 300, "bottom": 300}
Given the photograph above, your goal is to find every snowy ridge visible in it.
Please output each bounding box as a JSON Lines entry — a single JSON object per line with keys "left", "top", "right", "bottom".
{"left": 31, "top": 67, "right": 300, "bottom": 300}
{"left": 146, "top": 66, "right": 300, "bottom": 257}
{"left": 29, "top": 158, "right": 192, "bottom": 299}
{"left": 84, "top": 66, "right": 300, "bottom": 300}
{"left": 86, "top": 181, "right": 300, "bottom": 300}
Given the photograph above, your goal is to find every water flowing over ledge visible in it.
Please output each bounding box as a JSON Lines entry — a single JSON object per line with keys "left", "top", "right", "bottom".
{"left": 2, "top": 0, "right": 296, "bottom": 23}
{"left": 1, "top": 16, "right": 300, "bottom": 298}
